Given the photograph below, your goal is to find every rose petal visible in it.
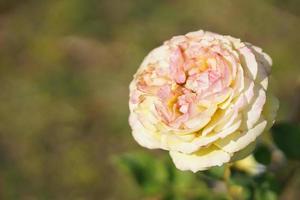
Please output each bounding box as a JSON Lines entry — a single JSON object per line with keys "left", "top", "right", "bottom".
{"left": 215, "top": 119, "right": 267, "bottom": 153}
{"left": 239, "top": 46, "right": 258, "bottom": 80}
{"left": 170, "top": 145, "right": 231, "bottom": 172}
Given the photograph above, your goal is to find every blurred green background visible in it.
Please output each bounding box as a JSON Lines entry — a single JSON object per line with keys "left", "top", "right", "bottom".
{"left": 0, "top": 0, "right": 299, "bottom": 199}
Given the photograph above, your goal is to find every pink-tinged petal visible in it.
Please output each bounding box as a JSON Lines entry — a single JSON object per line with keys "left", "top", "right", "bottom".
{"left": 208, "top": 70, "right": 221, "bottom": 83}
{"left": 177, "top": 72, "right": 186, "bottom": 84}
{"left": 185, "top": 44, "right": 205, "bottom": 58}
{"left": 185, "top": 72, "right": 211, "bottom": 93}
{"left": 184, "top": 59, "right": 196, "bottom": 72}
{"left": 157, "top": 85, "right": 172, "bottom": 100}
{"left": 179, "top": 104, "right": 189, "bottom": 113}
{"left": 170, "top": 47, "right": 186, "bottom": 84}
{"left": 206, "top": 79, "right": 223, "bottom": 95}
{"left": 130, "top": 90, "right": 140, "bottom": 104}
{"left": 169, "top": 114, "right": 190, "bottom": 129}
{"left": 155, "top": 103, "right": 172, "bottom": 123}
{"left": 222, "top": 65, "right": 232, "bottom": 87}
{"left": 196, "top": 72, "right": 210, "bottom": 87}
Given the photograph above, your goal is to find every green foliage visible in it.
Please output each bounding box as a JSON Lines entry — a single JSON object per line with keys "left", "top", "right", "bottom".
{"left": 116, "top": 152, "right": 168, "bottom": 195}
{"left": 253, "top": 173, "right": 279, "bottom": 200}
{"left": 116, "top": 151, "right": 289, "bottom": 200}
{"left": 254, "top": 144, "right": 272, "bottom": 165}
{"left": 204, "top": 166, "right": 225, "bottom": 180}
{"left": 229, "top": 171, "right": 281, "bottom": 200}
{"left": 255, "top": 188, "right": 277, "bottom": 200}
{"left": 272, "top": 122, "right": 300, "bottom": 160}
{"left": 116, "top": 152, "right": 230, "bottom": 200}
{"left": 114, "top": 123, "right": 296, "bottom": 199}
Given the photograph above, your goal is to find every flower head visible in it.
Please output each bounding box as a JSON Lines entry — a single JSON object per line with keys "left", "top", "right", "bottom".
{"left": 129, "top": 30, "right": 278, "bottom": 172}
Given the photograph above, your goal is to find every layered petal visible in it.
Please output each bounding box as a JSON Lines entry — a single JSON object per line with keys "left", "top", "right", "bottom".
{"left": 129, "top": 30, "right": 278, "bottom": 172}
{"left": 170, "top": 145, "right": 231, "bottom": 172}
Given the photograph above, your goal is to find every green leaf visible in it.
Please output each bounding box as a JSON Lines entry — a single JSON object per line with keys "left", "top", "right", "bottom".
{"left": 255, "top": 188, "right": 277, "bottom": 200}
{"left": 115, "top": 152, "right": 168, "bottom": 195}
{"left": 252, "top": 172, "right": 281, "bottom": 200}
{"left": 205, "top": 166, "right": 225, "bottom": 180}
{"left": 230, "top": 171, "right": 254, "bottom": 200}
{"left": 271, "top": 122, "right": 300, "bottom": 160}
{"left": 254, "top": 173, "right": 281, "bottom": 194}
{"left": 254, "top": 144, "right": 272, "bottom": 165}
{"left": 230, "top": 171, "right": 281, "bottom": 200}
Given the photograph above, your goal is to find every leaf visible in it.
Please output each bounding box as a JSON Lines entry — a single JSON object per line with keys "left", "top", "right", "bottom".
{"left": 251, "top": 172, "right": 281, "bottom": 200}
{"left": 230, "top": 171, "right": 281, "bottom": 200}
{"left": 205, "top": 166, "right": 225, "bottom": 180}
{"left": 271, "top": 122, "right": 300, "bottom": 160}
{"left": 115, "top": 152, "right": 168, "bottom": 195}
{"left": 254, "top": 173, "right": 281, "bottom": 195}
{"left": 255, "top": 188, "right": 277, "bottom": 200}
{"left": 254, "top": 144, "right": 272, "bottom": 165}
{"left": 230, "top": 171, "right": 254, "bottom": 200}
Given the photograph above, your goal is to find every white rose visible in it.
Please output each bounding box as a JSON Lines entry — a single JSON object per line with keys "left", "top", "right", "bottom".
{"left": 129, "top": 30, "right": 279, "bottom": 172}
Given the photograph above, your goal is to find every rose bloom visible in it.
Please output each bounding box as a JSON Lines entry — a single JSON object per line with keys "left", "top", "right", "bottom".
{"left": 129, "top": 30, "right": 278, "bottom": 172}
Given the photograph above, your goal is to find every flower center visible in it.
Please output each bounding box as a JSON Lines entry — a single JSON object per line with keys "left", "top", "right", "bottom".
{"left": 136, "top": 43, "right": 232, "bottom": 129}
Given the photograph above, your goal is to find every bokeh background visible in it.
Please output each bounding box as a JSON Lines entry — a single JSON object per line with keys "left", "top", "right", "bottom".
{"left": 0, "top": 0, "right": 299, "bottom": 199}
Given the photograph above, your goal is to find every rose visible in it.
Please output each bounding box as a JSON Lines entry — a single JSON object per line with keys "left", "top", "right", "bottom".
{"left": 129, "top": 30, "right": 278, "bottom": 172}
